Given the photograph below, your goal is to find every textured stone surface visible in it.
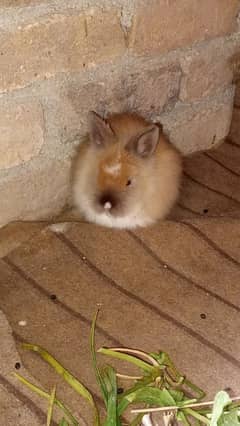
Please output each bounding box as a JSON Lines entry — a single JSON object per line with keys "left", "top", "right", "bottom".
{"left": 229, "top": 108, "right": 240, "bottom": 144}
{"left": 234, "top": 85, "right": 240, "bottom": 106}
{"left": 0, "top": 10, "right": 125, "bottom": 92}
{"left": 0, "top": 157, "right": 71, "bottom": 227}
{"left": 130, "top": 0, "right": 240, "bottom": 55}
{"left": 60, "top": 64, "right": 182, "bottom": 142}
{"left": 1, "top": 0, "right": 43, "bottom": 6}
{"left": 36, "top": 62, "right": 182, "bottom": 155}
{"left": 0, "top": 100, "right": 44, "bottom": 169}
{"left": 124, "top": 65, "right": 182, "bottom": 115}
{"left": 180, "top": 45, "right": 234, "bottom": 102}
{"left": 162, "top": 91, "right": 234, "bottom": 154}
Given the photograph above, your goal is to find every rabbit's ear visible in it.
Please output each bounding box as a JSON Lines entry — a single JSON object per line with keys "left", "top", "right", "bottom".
{"left": 88, "top": 111, "right": 115, "bottom": 148}
{"left": 126, "top": 125, "right": 159, "bottom": 158}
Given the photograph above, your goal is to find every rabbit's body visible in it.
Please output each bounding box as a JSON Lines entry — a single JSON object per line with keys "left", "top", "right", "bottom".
{"left": 72, "top": 112, "right": 182, "bottom": 229}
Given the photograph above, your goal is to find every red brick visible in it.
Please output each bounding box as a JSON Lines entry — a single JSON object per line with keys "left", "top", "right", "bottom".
{"left": 0, "top": 10, "right": 125, "bottom": 92}
{"left": 130, "top": 0, "right": 239, "bottom": 55}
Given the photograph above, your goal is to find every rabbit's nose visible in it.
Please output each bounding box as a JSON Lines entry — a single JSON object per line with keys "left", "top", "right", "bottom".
{"left": 104, "top": 201, "right": 112, "bottom": 210}
{"left": 99, "top": 192, "right": 117, "bottom": 210}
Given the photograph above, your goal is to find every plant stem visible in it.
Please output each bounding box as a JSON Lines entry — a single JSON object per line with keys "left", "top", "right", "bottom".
{"left": 22, "top": 342, "right": 100, "bottom": 426}
{"left": 98, "top": 348, "right": 155, "bottom": 373}
{"left": 14, "top": 373, "right": 78, "bottom": 426}
{"left": 47, "top": 386, "right": 56, "bottom": 426}
{"left": 184, "top": 408, "right": 209, "bottom": 424}
{"left": 116, "top": 373, "right": 143, "bottom": 380}
{"left": 90, "top": 310, "right": 108, "bottom": 408}
{"left": 108, "top": 348, "right": 159, "bottom": 367}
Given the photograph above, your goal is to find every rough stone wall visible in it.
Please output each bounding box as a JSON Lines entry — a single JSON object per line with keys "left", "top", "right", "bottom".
{"left": 229, "top": 50, "right": 240, "bottom": 144}
{"left": 0, "top": 0, "right": 240, "bottom": 226}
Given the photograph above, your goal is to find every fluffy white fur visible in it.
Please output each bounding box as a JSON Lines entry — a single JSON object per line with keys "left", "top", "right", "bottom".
{"left": 73, "top": 192, "right": 154, "bottom": 229}
{"left": 104, "top": 162, "right": 121, "bottom": 176}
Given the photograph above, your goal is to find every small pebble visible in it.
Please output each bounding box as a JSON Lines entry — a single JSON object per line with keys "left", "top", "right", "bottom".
{"left": 200, "top": 313, "right": 206, "bottom": 319}
{"left": 50, "top": 294, "right": 57, "bottom": 301}
{"left": 163, "top": 264, "right": 168, "bottom": 269}
{"left": 82, "top": 256, "right": 86, "bottom": 261}
{"left": 18, "top": 320, "right": 27, "bottom": 327}
{"left": 15, "top": 362, "right": 21, "bottom": 370}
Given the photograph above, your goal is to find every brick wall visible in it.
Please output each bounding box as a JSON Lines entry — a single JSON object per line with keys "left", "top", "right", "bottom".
{"left": 0, "top": 0, "right": 240, "bottom": 226}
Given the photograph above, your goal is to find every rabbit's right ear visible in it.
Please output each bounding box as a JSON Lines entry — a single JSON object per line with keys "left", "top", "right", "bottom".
{"left": 88, "top": 111, "right": 114, "bottom": 147}
{"left": 126, "top": 125, "right": 159, "bottom": 158}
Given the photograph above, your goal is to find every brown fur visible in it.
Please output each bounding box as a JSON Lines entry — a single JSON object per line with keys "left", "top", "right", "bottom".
{"left": 98, "top": 144, "right": 136, "bottom": 191}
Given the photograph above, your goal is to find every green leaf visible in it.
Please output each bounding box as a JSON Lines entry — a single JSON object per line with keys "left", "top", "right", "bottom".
{"left": 47, "top": 385, "right": 56, "bottom": 426}
{"left": 168, "top": 389, "right": 184, "bottom": 403}
{"left": 59, "top": 419, "right": 69, "bottom": 426}
{"left": 119, "top": 386, "right": 176, "bottom": 415}
{"left": 119, "top": 384, "right": 182, "bottom": 416}
{"left": 132, "top": 387, "right": 175, "bottom": 405}
{"left": 218, "top": 409, "right": 240, "bottom": 426}
{"left": 118, "top": 382, "right": 153, "bottom": 416}
{"left": 118, "top": 378, "right": 153, "bottom": 401}
{"left": 90, "top": 310, "right": 108, "bottom": 407}
{"left": 210, "top": 391, "right": 232, "bottom": 426}
{"left": 102, "top": 366, "right": 121, "bottom": 426}
{"left": 118, "top": 386, "right": 176, "bottom": 414}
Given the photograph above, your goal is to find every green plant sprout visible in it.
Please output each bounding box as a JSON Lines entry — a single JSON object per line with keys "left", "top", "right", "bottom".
{"left": 14, "top": 311, "right": 240, "bottom": 425}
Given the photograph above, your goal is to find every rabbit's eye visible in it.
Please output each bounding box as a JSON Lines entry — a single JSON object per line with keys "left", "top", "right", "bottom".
{"left": 126, "top": 179, "right": 132, "bottom": 186}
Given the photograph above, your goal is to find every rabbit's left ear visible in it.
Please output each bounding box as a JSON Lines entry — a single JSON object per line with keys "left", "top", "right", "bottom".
{"left": 126, "top": 125, "right": 159, "bottom": 158}
{"left": 88, "top": 111, "right": 115, "bottom": 148}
